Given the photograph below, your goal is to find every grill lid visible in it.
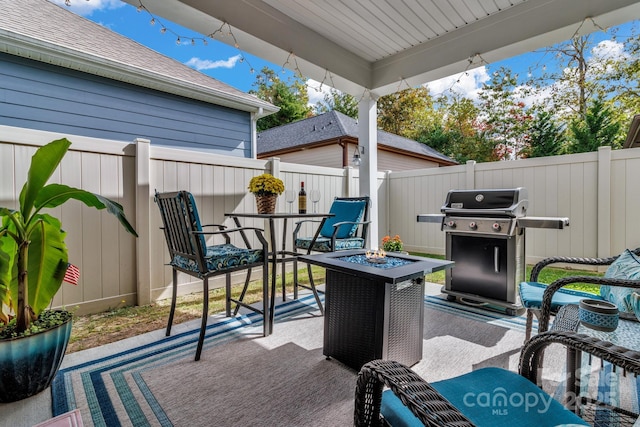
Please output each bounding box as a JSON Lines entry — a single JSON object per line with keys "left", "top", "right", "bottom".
{"left": 441, "top": 188, "right": 528, "bottom": 217}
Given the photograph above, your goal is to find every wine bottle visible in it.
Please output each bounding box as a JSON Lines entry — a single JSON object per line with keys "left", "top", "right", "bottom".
{"left": 298, "top": 181, "right": 307, "bottom": 214}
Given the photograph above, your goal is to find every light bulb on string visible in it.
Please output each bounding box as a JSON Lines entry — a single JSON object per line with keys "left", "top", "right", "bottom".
{"left": 150, "top": 18, "right": 155, "bottom": 25}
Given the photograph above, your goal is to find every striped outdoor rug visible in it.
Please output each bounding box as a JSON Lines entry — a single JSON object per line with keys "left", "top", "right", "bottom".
{"left": 50, "top": 293, "right": 635, "bottom": 426}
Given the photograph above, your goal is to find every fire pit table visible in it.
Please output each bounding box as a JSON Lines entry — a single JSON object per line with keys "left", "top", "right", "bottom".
{"left": 298, "top": 250, "right": 453, "bottom": 371}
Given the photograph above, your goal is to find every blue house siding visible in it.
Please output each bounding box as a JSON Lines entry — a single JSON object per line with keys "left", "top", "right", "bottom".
{"left": 0, "top": 53, "right": 252, "bottom": 157}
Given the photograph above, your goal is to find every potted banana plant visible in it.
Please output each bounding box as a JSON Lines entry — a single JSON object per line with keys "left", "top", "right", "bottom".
{"left": 0, "top": 138, "right": 137, "bottom": 402}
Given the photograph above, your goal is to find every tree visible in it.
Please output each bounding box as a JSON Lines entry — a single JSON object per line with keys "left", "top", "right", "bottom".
{"left": 526, "top": 34, "right": 607, "bottom": 121}
{"left": 249, "top": 67, "right": 312, "bottom": 131}
{"left": 377, "top": 87, "right": 436, "bottom": 140}
{"left": 520, "top": 111, "right": 566, "bottom": 158}
{"left": 424, "top": 96, "right": 499, "bottom": 163}
{"left": 314, "top": 88, "right": 358, "bottom": 118}
{"left": 608, "top": 31, "right": 640, "bottom": 127}
{"left": 568, "top": 97, "right": 622, "bottom": 153}
{"left": 477, "top": 67, "right": 533, "bottom": 159}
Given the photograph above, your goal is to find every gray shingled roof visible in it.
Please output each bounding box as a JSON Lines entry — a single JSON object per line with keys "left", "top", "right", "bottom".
{"left": 257, "top": 110, "right": 455, "bottom": 164}
{"left": 0, "top": 0, "right": 277, "bottom": 115}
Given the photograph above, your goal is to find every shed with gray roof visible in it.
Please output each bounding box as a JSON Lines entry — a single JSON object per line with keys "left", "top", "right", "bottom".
{"left": 257, "top": 111, "right": 456, "bottom": 171}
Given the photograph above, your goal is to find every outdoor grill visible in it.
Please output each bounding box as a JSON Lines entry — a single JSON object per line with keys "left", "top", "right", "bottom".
{"left": 417, "top": 187, "right": 569, "bottom": 315}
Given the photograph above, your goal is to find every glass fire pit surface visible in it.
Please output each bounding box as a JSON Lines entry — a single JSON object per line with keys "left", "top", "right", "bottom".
{"left": 338, "top": 254, "right": 414, "bottom": 269}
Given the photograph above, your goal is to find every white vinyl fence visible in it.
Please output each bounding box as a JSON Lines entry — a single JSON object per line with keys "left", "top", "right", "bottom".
{"left": 2, "top": 125, "right": 640, "bottom": 316}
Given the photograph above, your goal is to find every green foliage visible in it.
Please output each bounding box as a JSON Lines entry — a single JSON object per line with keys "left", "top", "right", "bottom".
{"left": 315, "top": 88, "right": 358, "bottom": 118}
{"left": 521, "top": 111, "right": 566, "bottom": 158}
{"left": 250, "top": 67, "right": 312, "bottom": 131}
{"left": 477, "top": 67, "right": 533, "bottom": 159}
{"left": 568, "top": 98, "right": 622, "bottom": 153}
{"left": 0, "top": 138, "right": 137, "bottom": 335}
{"left": 377, "top": 87, "right": 436, "bottom": 140}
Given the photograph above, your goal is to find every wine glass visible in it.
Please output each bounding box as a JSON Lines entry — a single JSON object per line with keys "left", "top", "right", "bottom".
{"left": 285, "top": 190, "right": 296, "bottom": 213}
{"left": 310, "top": 189, "right": 321, "bottom": 213}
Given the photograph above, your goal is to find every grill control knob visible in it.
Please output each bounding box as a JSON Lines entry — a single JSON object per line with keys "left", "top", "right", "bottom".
{"left": 469, "top": 221, "right": 477, "bottom": 230}
{"left": 492, "top": 222, "right": 501, "bottom": 231}
{"left": 446, "top": 220, "right": 456, "bottom": 228}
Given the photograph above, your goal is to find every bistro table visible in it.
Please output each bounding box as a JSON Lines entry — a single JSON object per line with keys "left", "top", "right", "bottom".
{"left": 225, "top": 212, "right": 333, "bottom": 335}
{"left": 299, "top": 250, "right": 454, "bottom": 370}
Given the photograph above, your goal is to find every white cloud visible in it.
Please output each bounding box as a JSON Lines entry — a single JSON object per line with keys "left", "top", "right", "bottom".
{"left": 306, "top": 79, "right": 334, "bottom": 107}
{"left": 50, "top": 0, "right": 124, "bottom": 16}
{"left": 425, "top": 66, "right": 490, "bottom": 101}
{"left": 185, "top": 54, "right": 243, "bottom": 70}
{"left": 591, "top": 39, "right": 627, "bottom": 61}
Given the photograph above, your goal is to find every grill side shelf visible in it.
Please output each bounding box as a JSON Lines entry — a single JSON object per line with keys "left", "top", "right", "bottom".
{"left": 416, "top": 214, "right": 445, "bottom": 223}
{"left": 517, "top": 216, "right": 569, "bottom": 229}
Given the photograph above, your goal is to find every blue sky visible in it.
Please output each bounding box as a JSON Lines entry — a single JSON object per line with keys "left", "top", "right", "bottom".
{"left": 56, "top": 0, "right": 637, "bottom": 107}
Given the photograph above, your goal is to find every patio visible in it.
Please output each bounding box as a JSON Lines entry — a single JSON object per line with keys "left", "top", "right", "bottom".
{"left": 5, "top": 282, "right": 536, "bottom": 426}
{"left": 3, "top": 1, "right": 640, "bottom": 425}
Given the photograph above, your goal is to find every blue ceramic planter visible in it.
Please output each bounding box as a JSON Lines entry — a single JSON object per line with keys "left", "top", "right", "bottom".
{"left": 0, "top": 311, "right": 72, "bottom": 403}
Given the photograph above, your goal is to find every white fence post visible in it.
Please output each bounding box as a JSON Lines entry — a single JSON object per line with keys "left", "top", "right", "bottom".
{"left": 466, "top": 160, "right": 476, "bottom": 189}
{"left": 597, "top": 146, "right": 612, "bottom": 258}
{"left": 135, "top": 138, "right": 152, "bottom": 306}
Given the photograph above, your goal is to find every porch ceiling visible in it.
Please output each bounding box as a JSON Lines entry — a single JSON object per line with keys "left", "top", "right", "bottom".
{"left": 124, "top": 0, "right": 639, "bottom": 97}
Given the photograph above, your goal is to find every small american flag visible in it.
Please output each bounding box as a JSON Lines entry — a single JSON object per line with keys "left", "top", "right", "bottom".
{"left": 63, "top": 263, "right": 80, "bottom": 285}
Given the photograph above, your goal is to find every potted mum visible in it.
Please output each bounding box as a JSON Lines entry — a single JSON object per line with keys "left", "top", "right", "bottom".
{"left": 382, "top": 234, "right": 404, "bottom": 252}
{"left": 0, "top": 138, "right": 137, "bottom": 402}
{"left": 248, "top": 173, "right": 284, "bottom": 214}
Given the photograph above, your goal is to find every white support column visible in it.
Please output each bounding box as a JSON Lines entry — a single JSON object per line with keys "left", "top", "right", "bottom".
{"left": 135, "top": 138, "right": 151, "bottom": 306}
{"left": 358, "top": 96, "right": 378, "bottom": 249}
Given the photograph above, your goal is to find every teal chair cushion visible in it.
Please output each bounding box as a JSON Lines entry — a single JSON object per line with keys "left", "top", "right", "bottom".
{"left": 519, "top": 281, "right": 601, "bottom": 311}
{"left": 172, "top": 243, "right": 263, "bottom": 273}
{"left": 185, "top": 192, "right": 207, "bottom": 251}
{"left": 319, "top": 200, "right": 366, "bottom": 239}
{"left": 381, "top": 367, "right": 588, "bottom": 427}
{"left": 295, "top": 236, "right": 365, "bottom": 252}
{"left": 600, "top": 249, "right": 640, "bottom": 313}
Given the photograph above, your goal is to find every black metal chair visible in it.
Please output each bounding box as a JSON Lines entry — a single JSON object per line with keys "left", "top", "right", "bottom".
{"left": 155, "top": 190, "right": 268, "bottom": 361}
{"left": 292, "top": 196, "right": 370, "bottom": 313}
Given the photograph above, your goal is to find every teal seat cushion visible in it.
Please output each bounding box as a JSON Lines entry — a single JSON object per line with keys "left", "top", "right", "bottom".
{"left": 172, "top": 243, "right": 263, "bottom": 273}
{"left": 320, "top": 200, "right": 366, "bottom": 238}
{"left": 519, "top": 281, "right": 601, "bottom": 310}
{"left": 295, "top": 236, "right": 365, "bottom": 252}
{"left": 600, "top": 249, "right": 640, "bottom": 313}
{"left": 381, "top": 367, "right": 588, "bottom": 427}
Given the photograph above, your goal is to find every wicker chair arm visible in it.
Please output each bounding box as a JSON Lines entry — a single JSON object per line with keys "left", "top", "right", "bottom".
{"left": 538, "top": 276, "right": 640, "bottom": 333}
{"left": 519, "top": 330, "right": 640, "bottom": 383}
{"left": 530, "top": 248, "right": 640, "bottom": 282}
{"left": 354, "top": 359, "right": 474, "bottom": 427}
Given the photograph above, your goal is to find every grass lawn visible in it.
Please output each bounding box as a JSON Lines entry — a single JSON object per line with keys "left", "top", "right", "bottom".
{"left": 68, "top": 253, "right": 603, "bottom": 353}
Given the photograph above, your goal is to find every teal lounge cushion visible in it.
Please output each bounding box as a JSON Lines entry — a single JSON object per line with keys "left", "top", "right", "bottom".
{"left": 519, "top": 281, "right": 601, "bottom": 310}
{"left": 319, "top": 200, "right": 366, "bottom": 238}
{"left": 381, "top": 367, "right": 588, "bottom": 427}
{"left": 600, "top": 249, "right": 640, "bottom": 313}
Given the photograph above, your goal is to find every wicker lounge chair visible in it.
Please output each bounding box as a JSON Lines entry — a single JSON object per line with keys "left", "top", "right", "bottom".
{"left": 520, "top": 248, "right": 640, "bottom": 340}
{"left": 355, "top": 330, "right": 640, "bottom": 426}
